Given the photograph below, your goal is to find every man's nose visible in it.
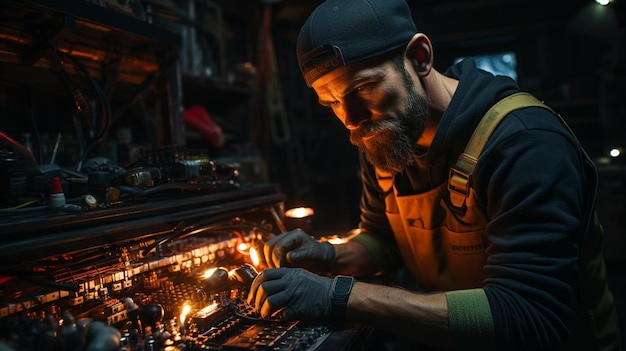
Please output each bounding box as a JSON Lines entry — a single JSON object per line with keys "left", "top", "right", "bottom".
{"left": 339, "top": 101, "right": 369, "bottom": 129}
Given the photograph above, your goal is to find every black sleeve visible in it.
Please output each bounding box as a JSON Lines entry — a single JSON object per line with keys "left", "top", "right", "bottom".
{"left": 353, "top": 152, "right": 402, "bottom": 275}
{"left": 357, "top": 152, "right": 395, "bottom": 238}
{"left": 476, "top": 110, "right": 586, "bottom": 350}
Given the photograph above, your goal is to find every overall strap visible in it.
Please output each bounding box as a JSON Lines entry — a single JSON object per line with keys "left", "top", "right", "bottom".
{"left": 448, "top": 92, "right": 554, "bottom": 209}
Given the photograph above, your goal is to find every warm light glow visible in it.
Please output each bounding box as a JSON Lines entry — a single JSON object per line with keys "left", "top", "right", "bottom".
{"left": 284, "top": 207, "right": 314, "bottom": 219}
{"left": 250, "top": 246, "right": 260, "bottom": 266}
{"left": 180, "top": 304, "right": 192, "bottom": 325}
{"left": 237, "top": 242, "right": 250, "bottom": 254}
{"left": 195, "top": 302, "right": 219, "bottom": 318}
{"left": 609, "top": 148, "right": 622, "bottom": 158}
{"left": 327, "top": 237, "right": 347, "bottom": 245}
{"left": 202, "top": 267, "right": 218, "bottom": 279}
{"left": 323, "top": 229, "right": 361, "bottom": 245}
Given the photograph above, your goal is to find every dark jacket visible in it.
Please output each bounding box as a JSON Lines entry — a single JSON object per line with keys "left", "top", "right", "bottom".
{"left": 355, "top": 58, "right": 621, "bottom": 350}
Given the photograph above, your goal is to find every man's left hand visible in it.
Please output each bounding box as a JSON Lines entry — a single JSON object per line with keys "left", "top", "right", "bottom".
{"left": 247, "top": 268, "right": 334, "bottom": 324}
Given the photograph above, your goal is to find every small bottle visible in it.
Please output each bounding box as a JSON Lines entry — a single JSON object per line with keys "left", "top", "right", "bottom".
{"left": 50, "top": 177, "right": 66, "bottom": 209}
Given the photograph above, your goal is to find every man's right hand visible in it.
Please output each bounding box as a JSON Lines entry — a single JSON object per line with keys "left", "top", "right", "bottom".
{"left": 264, "top": 229, "right": 335, "bottom": 273}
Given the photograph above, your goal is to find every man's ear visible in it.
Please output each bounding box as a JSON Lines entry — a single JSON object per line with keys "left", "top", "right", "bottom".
{"left": 405, "top": 33, "right": 433, "bottom": 77}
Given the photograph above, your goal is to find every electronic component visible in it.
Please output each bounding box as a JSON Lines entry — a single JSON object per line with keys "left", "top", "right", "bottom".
{"left": 188, "top": 301, "right": 229, "bottom": 329}
{"left": 0, "top": 181, "right": 367, "bottom": 351}
{"left": 125, "top": 167, "right": 162, "bottom": 188}
{"left": 26, "top": 163, "right": 62, "bottom": 196}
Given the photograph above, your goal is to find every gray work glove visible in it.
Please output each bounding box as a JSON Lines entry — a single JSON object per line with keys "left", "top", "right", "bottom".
{"left": 264, "top": 229, "right": 335, "bottom": 273}
{"left": 248, "top": 268, "right": 339, "bottom": 324}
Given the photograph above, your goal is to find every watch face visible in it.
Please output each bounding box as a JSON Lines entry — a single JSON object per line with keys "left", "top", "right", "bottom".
{"left": 334, "top": 276, "right": 354, "bottom": 295}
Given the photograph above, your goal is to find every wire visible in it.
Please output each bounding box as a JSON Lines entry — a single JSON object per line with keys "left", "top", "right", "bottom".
{"left": 54, "top": 51, "right": 112, "bottom": 172}
{"left": 0, "top": 199, "right": 40, "bottom": 210}
{"left": 27, "top": 90, "right": 43, "bottom": 165}
{"left": 9, "top": 278, "right": 50, "bottom": 314}
{"left": 112, "top": 72, "right": 157, "bottom": 122}
{"left": 0, "top": 130, "right": 38, "bottom": 167}
{"left": 141, "top": 219, "right": 273, "bottom": 258}
{"left": 8, "top": 275, "right": 80, "bottom": 292}
{"left": 119, "top": 181, "right": 238, "bottom": 198}
{"left": 141, "top": 221, "right": 188, "bottom": 257}
{"left": 48, "top": 132, "right": 62, "bottom": 164}
{"left": 270, "top": 205, "right": 287, "bottom": 232}
{"left": 0, "top": 202, "right": 49, "bottom": 214}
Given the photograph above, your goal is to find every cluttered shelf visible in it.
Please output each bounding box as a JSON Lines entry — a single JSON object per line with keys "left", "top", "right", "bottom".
{"left": 7, "top": 0, "right": 180, "bottom": 46}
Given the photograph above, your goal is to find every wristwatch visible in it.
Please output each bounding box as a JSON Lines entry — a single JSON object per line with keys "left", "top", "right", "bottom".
{"left": 330, "top": 275, "right": 356, "bottom": 323}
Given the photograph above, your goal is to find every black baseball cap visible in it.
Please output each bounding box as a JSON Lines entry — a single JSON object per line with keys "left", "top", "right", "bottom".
{"left": 297, "top": 0, "right": 417, "bottom": 87}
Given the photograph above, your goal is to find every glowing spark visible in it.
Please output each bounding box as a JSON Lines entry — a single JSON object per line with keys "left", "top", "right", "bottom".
{"left": 180, "top": 304, "right": 191, "bottom": 325}
{"left": 203, "top": 267, "right": 218, "bottom": 279}
{"left": 250, "top": 246, "right": 259, "bottom": 266}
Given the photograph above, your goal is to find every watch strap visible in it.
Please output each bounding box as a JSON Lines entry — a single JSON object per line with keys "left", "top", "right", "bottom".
{"left": 330, "top": 275, "right": 355, "bottom": 323}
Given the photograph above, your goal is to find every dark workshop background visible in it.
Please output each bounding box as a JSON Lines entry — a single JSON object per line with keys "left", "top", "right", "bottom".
{"left": 0, "top": 0, "right": 625, "bottom": 341}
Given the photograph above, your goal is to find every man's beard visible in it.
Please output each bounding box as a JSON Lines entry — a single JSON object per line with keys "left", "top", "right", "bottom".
{"left": 349, "top": 81, "right": 429, "bottom": 174}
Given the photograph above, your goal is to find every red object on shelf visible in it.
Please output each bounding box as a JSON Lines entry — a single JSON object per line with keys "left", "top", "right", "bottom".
{"left": 51, "top": 176, "right": 63, "bottom": 194}
{"left": 183, "top": 105, "right": 225, "bottom": 148}
{"left": 50, "top": 176, "right": 66, "bottom": 208}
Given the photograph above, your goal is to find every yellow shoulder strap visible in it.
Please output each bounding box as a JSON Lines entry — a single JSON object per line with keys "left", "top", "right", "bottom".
{"left": 448, "top": 92, "right": 555, "bottom": 209}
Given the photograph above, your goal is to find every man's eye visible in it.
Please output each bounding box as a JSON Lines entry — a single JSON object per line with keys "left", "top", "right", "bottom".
{"left": 319, "top": 101, "right": 338, "bottom": 109}
{"left": 355, "top": 83, "right": 373, "bottom": 93}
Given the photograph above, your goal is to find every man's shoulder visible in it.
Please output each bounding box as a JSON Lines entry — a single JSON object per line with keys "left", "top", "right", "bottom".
{"left": 486, "top": 104, "right": 576, "bottom": 146}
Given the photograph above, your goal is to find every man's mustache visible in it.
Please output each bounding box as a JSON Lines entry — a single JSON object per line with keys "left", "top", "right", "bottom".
{"left": 350, "top": 119, "right": 393, "bottom": 141}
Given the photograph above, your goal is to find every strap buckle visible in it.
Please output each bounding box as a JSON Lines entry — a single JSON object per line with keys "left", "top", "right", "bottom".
{"left": 448, "top": 165, "right": 471, "bottom": 209}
